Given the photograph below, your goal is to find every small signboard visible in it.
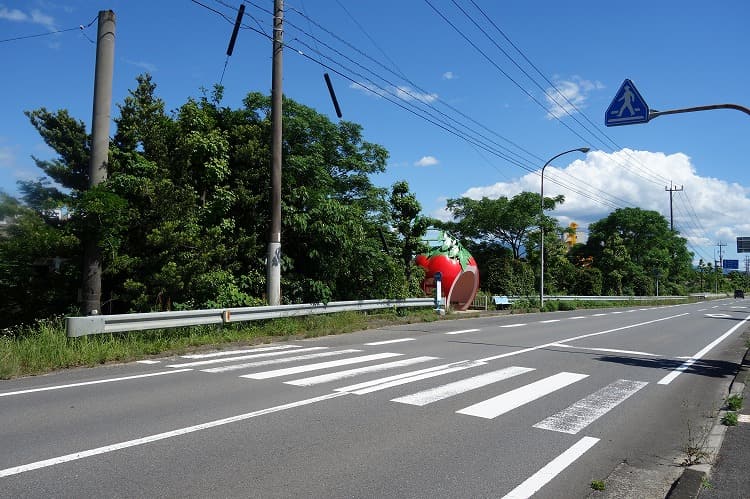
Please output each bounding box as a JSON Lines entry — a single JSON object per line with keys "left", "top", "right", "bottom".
{"left": 605, "top": 79, "right": 650, "bottom": 126}
{"left": 737, "top": 237, "right": 750, "bottom": 253}
{"left": 723, "top": 259, "right": 739, "bottom": 270}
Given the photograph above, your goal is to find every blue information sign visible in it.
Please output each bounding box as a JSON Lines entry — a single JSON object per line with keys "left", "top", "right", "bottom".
{"left": 723, "top": 259, "right": 739, "bottom": 270}
{"left": 605, "top": 79, "right": 650, "bottom": 126}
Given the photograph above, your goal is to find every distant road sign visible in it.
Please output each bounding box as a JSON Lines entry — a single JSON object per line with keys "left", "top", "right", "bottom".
{"left": 723, "top": 259, "right": 739, "bottom": 270}
{"left": 738, "top": 237, "right": 750, "bottom": 253}
{"left": 605, "top": 79, "right": 650, "bottom": 126}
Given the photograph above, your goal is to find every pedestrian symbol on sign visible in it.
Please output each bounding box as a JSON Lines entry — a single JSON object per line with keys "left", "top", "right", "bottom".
{"left": 605, "top": 79, "right": 650, "bottom": 126}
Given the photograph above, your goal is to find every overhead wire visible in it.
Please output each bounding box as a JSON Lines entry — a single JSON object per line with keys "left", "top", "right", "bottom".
{"left": 0, "top": 14, "right": 98, "bottom": 44}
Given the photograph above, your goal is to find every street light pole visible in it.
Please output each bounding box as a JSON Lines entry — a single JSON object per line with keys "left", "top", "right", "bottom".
{"left": 540, "top": 147, "right": 590, "bottom": 309}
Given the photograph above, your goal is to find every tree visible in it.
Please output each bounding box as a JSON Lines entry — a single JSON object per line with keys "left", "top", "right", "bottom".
{"left": 443, "top": 192, "right": 564, "bottom": 260}
{"left": 585, "top": 207, "right": 692, "bottom": 295}
{"left": 388, "top": 181, "right": 430, "bottom": 284}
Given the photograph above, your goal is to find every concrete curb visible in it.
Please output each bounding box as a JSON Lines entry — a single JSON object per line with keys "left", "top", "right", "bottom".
{"left": 666, "top": 347, "right": 750, "bottom": 499}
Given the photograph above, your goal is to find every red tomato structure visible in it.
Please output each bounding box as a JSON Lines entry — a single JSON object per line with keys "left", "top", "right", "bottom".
{"left": 415, "top": 232, "right": 479, "bottom": 311}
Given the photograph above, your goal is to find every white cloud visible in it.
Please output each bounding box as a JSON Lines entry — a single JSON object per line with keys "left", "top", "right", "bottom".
{"left": 350, "top": 82, "right": 437, "bottom": 103}
{"left": 125, "top": 59, "right": 158, "bottom": 73}
{"left": 442, "top": 71, "right": 456, "bottom": 80}
{"left": 544, "top": 76, "right": 604, "bottom": 120}
{"left": 415, "top": 156, "right": 439, "bottom": 167}
{"left": 0, "top": 6, "right": 57, "bottom": 29}
{"left": 457, "top": 149, "right": 750, "bottom": 263}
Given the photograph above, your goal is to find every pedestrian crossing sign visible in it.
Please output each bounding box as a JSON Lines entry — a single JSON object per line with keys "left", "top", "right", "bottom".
{"left": 605, "top": 79, "right": 650, "bottom": 126}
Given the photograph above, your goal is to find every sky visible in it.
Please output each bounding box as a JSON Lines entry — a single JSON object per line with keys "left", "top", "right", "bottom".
{"left": 1, "top": 0, "right": 749, "bottom": 268}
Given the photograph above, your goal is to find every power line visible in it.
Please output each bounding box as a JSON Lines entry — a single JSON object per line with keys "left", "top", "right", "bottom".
{"left": 0, "top": 14, "right": 98, "bottom": 44}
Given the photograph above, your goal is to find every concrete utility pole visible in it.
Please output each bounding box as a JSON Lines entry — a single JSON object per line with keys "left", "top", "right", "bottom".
{"left": 266, "top": 0, "right": 283, "bottom": 305}
{"left": 81, "top": 10, "right": 115, "bottom": 315}
{"left": 665, "top": 183, "right": 683, "bottom": 231}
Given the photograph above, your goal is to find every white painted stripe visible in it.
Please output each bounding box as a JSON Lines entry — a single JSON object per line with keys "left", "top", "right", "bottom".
{"left": 240, "top": 352, "right": 402, "bottom": 380}
{"left": 551, "top": 344, "right": 659, "bottom": 357}
{"left": 336, "top": 360, "right": 485, "bottom": 395}
{"left": 533, "top": 379, "right": 648, "bottom": 434}
{"left": 500, "top": 323, "right": 526, "bottom": 328}
{"left": 592, "top": 313, "right": 607, "bottom": 317}
{"left": 392, "top": 366, "right": 535, "bottom": 406}
{"left": 0, "top": 391, "right": 347, "bottom": 478}
{"left": 738, "top": 414, "right": 750, "bottom": 424}
{"left": 168, "top": 346, "right": 328, "bottom": 368}
{"left": 0, "top": 369, "right": 193, "bottom": 398}
{"left": 364, "top": 338, "right": 415, "bottom": 345}
{"left": 136, "top": 360, "right": 160, "bottom": 364}
{"left": 612, "top": 311, "right": 624, "bottom": 314}
{"left": 180, "top": 344, "right": 301, "bottom": 359}
{"left": 479, "top": 313, "right": 688, "bottom": 362}
{"left": 539, "top": 320, "right": 560, "bottom": 324}
{"left": 569, "top": 316, "right": 586, "bottom": 320}
{"left": 202, "top": 349, "right": 362, "bottom": 373}
{"left": 285, "top": 356, "right": 437, "bottom": 386}
{"left": 501, "top": 436, "right": 599, "bottom": 499}
{"left": 445, "top": 328, "right": 480, "bottom": 335}
{"left": 457, "top": 372, "right": 588, "bottom": 419}
{"left": 658, "top": 314, "right": 750, "bottom": 385}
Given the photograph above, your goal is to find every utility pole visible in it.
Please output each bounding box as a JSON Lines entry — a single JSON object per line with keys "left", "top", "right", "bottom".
{"left": 717, "top": 241, "right": 727, "bottom": 269}
{"left": 266, "top": 0, "right": 283, "bottom": 305}
{"left": 81, "top": 10, "right": 115, "bottom": 315}
{"left": 665, "top": 182, "right": 683, "bottom": 231}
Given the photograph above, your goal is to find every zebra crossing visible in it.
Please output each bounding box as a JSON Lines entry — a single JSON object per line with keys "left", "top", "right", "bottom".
{"left": 164, "top": 344, "right": 649, "bottom": 434}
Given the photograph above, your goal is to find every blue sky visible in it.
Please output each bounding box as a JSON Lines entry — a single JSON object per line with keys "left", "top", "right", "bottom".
{"left": 1, "top": 0, "right": 749, "bottom": 268}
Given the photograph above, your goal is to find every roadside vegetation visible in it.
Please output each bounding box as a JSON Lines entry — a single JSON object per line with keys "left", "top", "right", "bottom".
{"left": 0, "top": 308, "right": 439, "bottom": 380}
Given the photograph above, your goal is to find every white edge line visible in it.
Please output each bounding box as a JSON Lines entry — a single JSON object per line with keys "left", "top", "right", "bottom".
{"left": 501, "top": 436, "right": 599, "bottom": 499}
{"left": 0, "top": 369, "right": 193, "bottom": 398}
{"left": 479, "top": 313, "right": 688, "bottom": 363}
{"left": 0, "top": 391, "right": 347, "bottom": 478}
{"left": 658, "top": 313, "right": 750, "bottom": 385}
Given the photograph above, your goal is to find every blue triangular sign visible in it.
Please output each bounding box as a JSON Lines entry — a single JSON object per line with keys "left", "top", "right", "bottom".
{"left": 605, "top": 79, "right": 650, "bottom": 126}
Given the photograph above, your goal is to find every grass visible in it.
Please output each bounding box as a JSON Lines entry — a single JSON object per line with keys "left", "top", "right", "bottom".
{"left": 0, "top": 308, "right": 439, "bottom": 379}
{"left": 590, "top": 480, "right": 606, "bottom": 491}
{"left": 721, "top": 412, "right": 739, "bottom": 426}
{"left": 726, "top": 394, "right": 743, "bottom": 411}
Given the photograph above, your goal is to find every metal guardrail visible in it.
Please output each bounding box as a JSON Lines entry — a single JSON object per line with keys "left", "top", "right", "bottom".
{"left": 66, "top": 298, "right": 436, "bottom": 337}
{"left": 471, "top": 294, "right": 694, "bottom": 310}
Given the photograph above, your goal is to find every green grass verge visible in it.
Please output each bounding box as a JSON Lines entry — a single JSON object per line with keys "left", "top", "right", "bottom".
{"left": 0, "top": 308, "right": 439, "bottom": 380}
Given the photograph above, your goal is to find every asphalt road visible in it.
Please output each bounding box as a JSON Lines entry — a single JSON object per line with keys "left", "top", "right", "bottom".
{"left": 2, "top": 299, "right": 749, "bottom": 498}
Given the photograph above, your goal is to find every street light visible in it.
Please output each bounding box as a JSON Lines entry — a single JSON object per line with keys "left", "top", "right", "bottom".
{"left": 540, "top": 147, "right": 590, "bottom": 309}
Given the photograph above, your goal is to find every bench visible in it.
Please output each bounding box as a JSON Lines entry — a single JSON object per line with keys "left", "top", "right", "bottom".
{"left": 492, "top": 295, "right": 511, "bottom": 310}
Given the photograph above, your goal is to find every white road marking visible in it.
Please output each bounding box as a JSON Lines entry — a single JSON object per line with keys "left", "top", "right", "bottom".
{"left": 501, "top": 436, "right": 599, "bottom": 499}
{"left": 658, "top": 314, "right": 750, "bottom": 385}
{"left": 738, "top": 414, "right": 750, "bottom": 424}
{"left": 569, "top": 316, "right": 586, "bottom": 320}
{"left": 500, "top": 323, "right": 526, "bottom": 328}
{"left": 611, "top": 311, "right": 624, "bottom": 314}
{"left": 478, "top": 313, "right": 688, "bottom": 363}
{"left": 240, "top": 352, "right": 402, "bottom": 380}
{"left": 136, "top": 360, "right": 160, "bottom": 364}
{"left": 457, "top": 372, "right": 588, "bottom": 419}
{"left": 551, "top": 344, "right": 659, "bottom": 357}
{"left": 364, "top": 338, "right": 415, "bottom": 345}
{"left": 167, "top": 347, "right": 328, "bottom": 368}
{"left": 285, "top": 356, "right": 438, "bottom": 386}
{"left": 179, "top": 344, "right": 302, "bottom": 359}
{"left": 0, "top": 369, "right": 193, "bottom": 398}
{"left": 335, "top": 360, "right": 485, "bottom": 395}
{"left": 202, "top": 349, "right": 363, "bottom": 374}
{"left": 445, "top": 328, "right": 480, "bottom": 335}
{"left": 533, "top": 379, "right": 648, "bottom": 434}
{"left": 0, "top": 392, "right": 347, "bottom": 478}
{"left": 392, "top": 366, "right": 534, "bottom": 406}
{"left": 539, "top": 320, "right": 560, "bottom": 324}
{"left": 592, "top": 313, "right": 607, "bottom": 317}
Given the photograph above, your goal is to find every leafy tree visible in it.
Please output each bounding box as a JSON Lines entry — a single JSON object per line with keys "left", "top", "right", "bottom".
{"left": 388, "top": 180, "right": 430, "bottom": 284}
{"left": 443, "top": 192, "right": 563, "bottom": 260}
